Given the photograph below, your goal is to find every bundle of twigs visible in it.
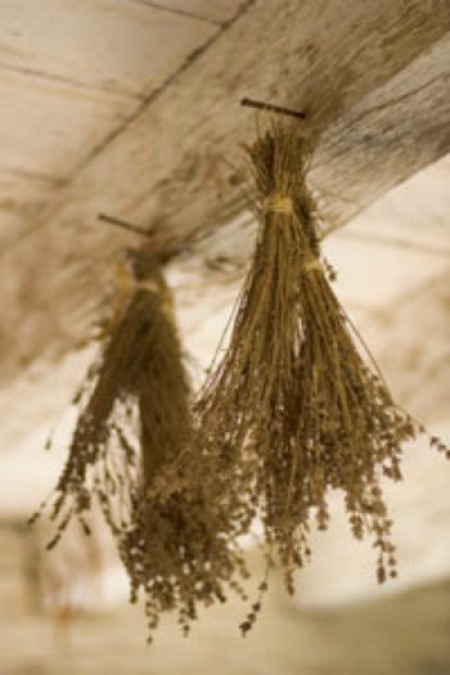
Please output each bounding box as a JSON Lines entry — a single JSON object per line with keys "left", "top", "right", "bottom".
{"left": 194, "top": 122, "right": 448, "bottom": 606}
{"left": 32, "top": 247, "right": 247, "bottom": 641}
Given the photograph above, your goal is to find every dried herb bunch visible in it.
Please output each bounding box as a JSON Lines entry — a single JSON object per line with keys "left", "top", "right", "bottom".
{"left": 123, "top": 463, "right": 249, "bottom": 641}
{"left": 35, "top": 249, "right": 190, "bottom": 542}
{"left": 194, "top": 122, "right": 446, "bottom": 597}
{"left": 34, "top": 247, "right": 247, "bottom": 640}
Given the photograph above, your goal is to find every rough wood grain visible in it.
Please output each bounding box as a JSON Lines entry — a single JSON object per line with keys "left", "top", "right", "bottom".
{"left": 0, "top": 0, "right": 449, "bottom": 383}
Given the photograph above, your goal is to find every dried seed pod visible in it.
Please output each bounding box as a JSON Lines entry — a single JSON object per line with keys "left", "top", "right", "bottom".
{"left": 194, "top": 122, "right": 448, "bottom": 596}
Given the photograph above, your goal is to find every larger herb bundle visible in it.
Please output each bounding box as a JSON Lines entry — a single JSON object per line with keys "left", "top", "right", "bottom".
{"left": 194, "top": 122, "right": 447, "bottom": 598}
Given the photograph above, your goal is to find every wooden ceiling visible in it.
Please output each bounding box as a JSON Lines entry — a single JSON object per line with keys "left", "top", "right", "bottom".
{"left": 0, "top": 0, "right": 449, "bottom": 386}
{"left": 0, "top": 0, "right": 243, "bottom": 249}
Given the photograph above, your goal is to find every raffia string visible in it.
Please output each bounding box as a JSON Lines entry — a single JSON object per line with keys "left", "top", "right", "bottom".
{"left": 192, "top": 122, "right": 449, "bottom": 635}
{"left": 263, "top": 193, "right": 294, "bottom": 214}
{"left": 302, "top": 258, "right": 322, "bottom": 273}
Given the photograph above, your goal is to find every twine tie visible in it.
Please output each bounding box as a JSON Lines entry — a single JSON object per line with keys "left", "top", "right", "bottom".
{"left": 263, "top": 194, "right": 294, "bottom": 215}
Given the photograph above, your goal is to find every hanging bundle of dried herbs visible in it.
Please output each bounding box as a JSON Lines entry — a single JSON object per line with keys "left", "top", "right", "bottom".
{"left": 33, "top": 249, "right": 189, "bottom": 541}
{"left": 194, "top": 121, "right": 449, "bottom": 604}
{"left": 32, "top": 246, "right": 247, "bottom": 641}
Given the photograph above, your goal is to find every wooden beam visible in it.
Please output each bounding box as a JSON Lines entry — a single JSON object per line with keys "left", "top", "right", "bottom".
{"left": 0, "top": 0, "right": 449, "bottom": 383}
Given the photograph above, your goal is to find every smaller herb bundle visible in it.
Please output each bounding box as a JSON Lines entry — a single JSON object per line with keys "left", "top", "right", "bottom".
{"left": 33, "top": 247, "right": 247, "bottom": 641}
{"left": 193, "top": 122, "right": 449, "bottom": 602}
{"left": 35, "top": 249, "right": 190, "bottom": 543}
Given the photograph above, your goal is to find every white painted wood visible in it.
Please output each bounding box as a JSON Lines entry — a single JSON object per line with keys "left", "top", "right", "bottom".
{"left": 0, "top": 168, "right": 60, "bottom": 248}
{"left": 0, "top": 0, "right": 216, "bottom": 252}
{"left": 138, "top": 0, "right": 245, "bottom": 24}
{"left": 0, "top": 0, "right": 215, "bottom": 96}
{"left": 0, "top": 68, "right": 135, "bottom": 178}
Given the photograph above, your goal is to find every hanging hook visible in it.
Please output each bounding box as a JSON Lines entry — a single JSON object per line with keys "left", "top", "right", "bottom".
{"left": 241, "top": 97, "right": 306, "bottom": 121}
{"left": 97, "top": 213, "right": 155, "bottom": 239}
